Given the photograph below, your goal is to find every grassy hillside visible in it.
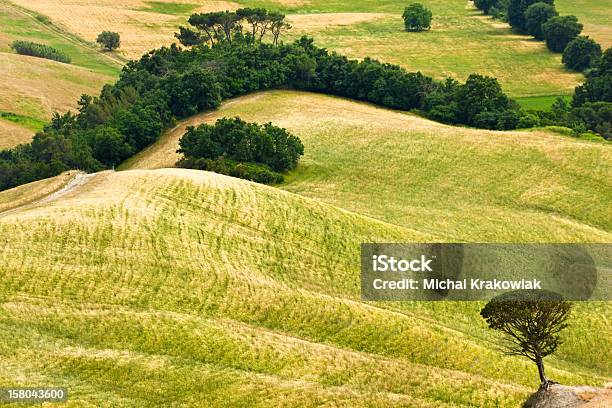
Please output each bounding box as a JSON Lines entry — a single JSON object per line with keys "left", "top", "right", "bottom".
{"left": 556, "top": 0, "right": 612, "bottom": 48}
{"left": 125, "top": 90, "right": 612, "bottom": 243}
{"left": 0, "top": 1, "right": 120, "bottom": 148}
{"left": 11, "top": 0, "right": 589, "bottom": 98}
{"left": 0, "top": 169, "right": 609, "bottom": 407}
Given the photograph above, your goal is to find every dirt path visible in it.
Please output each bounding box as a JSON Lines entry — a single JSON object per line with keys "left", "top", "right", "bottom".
{"left": 0, "top": 172, "right": 96, "bottom": 218}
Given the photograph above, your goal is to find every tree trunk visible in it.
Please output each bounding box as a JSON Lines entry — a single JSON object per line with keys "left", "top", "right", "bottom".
{"left": 536, "top": 354, "right": 548, "bottom": 385}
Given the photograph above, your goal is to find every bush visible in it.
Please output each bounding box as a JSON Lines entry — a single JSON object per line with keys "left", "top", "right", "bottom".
{"left": 0, "top": 34, "right": 523, "bottom": 192}
{"left": 402, "top": 3, "right": 432, "bottom": 32}
{"left": 524, "top": 2, "right": 558, "bottom": 39}
{"left": 96, "top": 31, "right": 121, "bottom": 51}
{"left": 542, "top": 15, "right": 583, "bottom": 52}
{"left": 573, "top": 48, "right": 612, "bottom": 106}
{"left": 562, "top": 36, "right": 602, "bottom": 72}
{"left": 508, "top": 0, "right": 553, "bottom": 33}
{"left": 177, "top": 117, "right": 304, "bottom": 175}
{"left": 10, "top": 40, "right": 71, "bottom": 64}
{"left": 177, "top": 157, "right": 285, "bottom": 184}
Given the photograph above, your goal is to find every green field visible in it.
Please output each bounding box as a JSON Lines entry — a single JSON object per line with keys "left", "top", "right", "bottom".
{"left": 126, "top": 91, "right": 612, "bottom": 242}
{"left": 0, "top": 166, "right": 609, "bottom": 407}
{"left": 0, "top": 1, "right": 610, "bottom": 406}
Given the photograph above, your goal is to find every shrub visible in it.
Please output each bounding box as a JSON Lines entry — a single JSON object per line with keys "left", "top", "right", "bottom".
{"left": 96, "top": 31, "right": 121, "bottom": 51}
{"left": 508, "top": 0, "right": 553, "bottom": 33}
{"left": 562, "top": 36, "right": 602, "bottom": 72}
{"left": 177, "top": 117, "right": 304, "bottom": 178}
{"left": 176, "top": 158, "right": 285, "bottom": 184}
{"left": 542, "top": 15, "right": 583, "bottom": 52}
{"left": 524, "top": 2, "right": 558, "bottom": 39}
{"left": 10, "top": 40, "right": 71, "bottom": 64}
{"left": 402, "top": 3, "right": 432, "bottom": 32}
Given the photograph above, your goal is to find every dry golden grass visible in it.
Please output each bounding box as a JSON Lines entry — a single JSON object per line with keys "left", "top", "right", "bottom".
{"left": 0, "top": 119, "right": 32, "bottom": 149}
{"left": 0, "top": 52, "right": 113, "bottom": 122}
{"left": 10, "top": 0, "right": 239, "bottom": 59}
{"left": 0, "top": 170, "right": 77, "bottom": 213}
{"left": 287, "top": 12, "right": 387, "bottom": 31}
{"left": 124, "top": 90, "right": 612, "bottom": 243}
{"left": 0, "top": 168, "right": 608, "bottom": 406}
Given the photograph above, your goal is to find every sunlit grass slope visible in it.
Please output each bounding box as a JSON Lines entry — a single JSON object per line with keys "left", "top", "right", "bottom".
{"left": 0, "top": 1, "right": 119, "bottom": 148}
{"left": 0, "top": 169, "right": 609, "bottom": 407}
{"left": 125, "top": 91, "right": 612, "bottom": 243}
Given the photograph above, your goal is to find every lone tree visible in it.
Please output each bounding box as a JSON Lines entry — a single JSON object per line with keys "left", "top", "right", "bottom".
{"left": 402, "top": 3, "right": 432, "bottom": 32}
{"left": 96, "top": 31, "right": 120, "bottom": 51}
{"left": 562, "top": 36, "right": 603, "bottom": 71}
{"left": 524, "top": 2, "right": 558, "bottom": 39}
{"left": 480, "top": 290, "right": 572, "bottom": 386}
{"left": 542, "top": 15, "right": 583, "bottom": 52}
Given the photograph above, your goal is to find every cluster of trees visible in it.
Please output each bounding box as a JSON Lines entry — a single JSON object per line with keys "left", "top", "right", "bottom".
{"left": 177, "top": 117, "right": 303, "bottom": 184}
{"left": 11, "top": 40, "right": 71, "bottom": 64}
{"left": 176, "top": 9, "right": 291, "bottom": 47}
{"left": 96, "top": 31, "right": 121, "bottom": 51}
{"left": 474, "top": 0, "right": 605, "bottom": 72}
{"left": 402, "top": 3, "right": 432, "bottom": 32}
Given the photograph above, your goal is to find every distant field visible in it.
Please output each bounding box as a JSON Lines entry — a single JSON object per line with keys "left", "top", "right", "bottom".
{"left": 126, "top": 90, "right": 612, "bottom": 243}
{"left": 515, "top": 94, "right": 573, "bottom": 111}
{"left": 0, "top": 1, "right": 119, "bottom": 148}
{"left": 0, "top": 169, "right": 609, "bottom": 406}
{"left": 556, "top": 0, "right": 611, "bottom": 48}
{"left": 11, "top": 0, "right": 591, "bottom": 97}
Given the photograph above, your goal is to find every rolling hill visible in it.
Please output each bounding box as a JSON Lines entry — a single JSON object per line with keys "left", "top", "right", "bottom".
{"left": 0, "top": 168, "right": 609, "bottom": 407}
{"left": 0, "top": 91, "right": 609, "bottom": 406}
{"left": 0, "top": 0, "right": 120, "bottom": 148}
{"left": 124, "top": 90, "right": 612, "bottom": 243}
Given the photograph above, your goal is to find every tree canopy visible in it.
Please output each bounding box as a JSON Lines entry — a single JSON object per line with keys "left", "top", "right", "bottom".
{"left": 176, "top": 9, "right": 291, "bottom": 46}
{"left": 524, "top": 2, "right": 558, "bottom": 39}
{"left": 542, "top": 15, "right": 583, "bottom": 52}
{"left": 562, "top": 36, "right": 602, "bottom": 72}
{"left": 96, "top": 31, "right": 121, "bottom": 51}
{"left": 402, "top": 3, "right": 433, "bottom": 32}
{"left": 507, "top": 0, "right": 554, "bottom": 33}
{"left": 481, "top": 290, "right": 572, "bottom": 385}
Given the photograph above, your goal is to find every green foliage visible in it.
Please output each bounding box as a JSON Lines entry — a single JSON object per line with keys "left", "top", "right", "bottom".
{"left": 178, "top": 117, "right": 304, "bottom": 178}
{"left": 573, "top": 48, "right": 612, "bottom": 106}
{"left": 507, "top": 0, "right": 554, "bottom": 33}
{"left": 179, "top": 9, "right": 290, "bottom": 46}
{"left": 455, "top": 74, "right": 515, "bottom": 129}
{"left": 402, "top": 3, "right": 432, "bottom": 32}
{"left": 571, "top": 102, "right": 612, "bottom": 139}
{"left": 10, "top": 40, "right": 71, "bottom": 64}
{"left": 481, "top": 290, "right": 572, "bottom": 384}
{"left": 96, "top": 31, "right": 121, "bottom": 51}
{"left": 542, "top": 15, "right": 583, "bottom": 52}
{"left": 177, "top": 157, "right": 285, "bottom": 184}
{"left": 524, "top": 2, "right": 558, "bottom": 39}
{"left": 562, "top": 36, "right": 602, "bottom": 72}
{"left": 89, "top": 126, "right": 133, "bottom": 166}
